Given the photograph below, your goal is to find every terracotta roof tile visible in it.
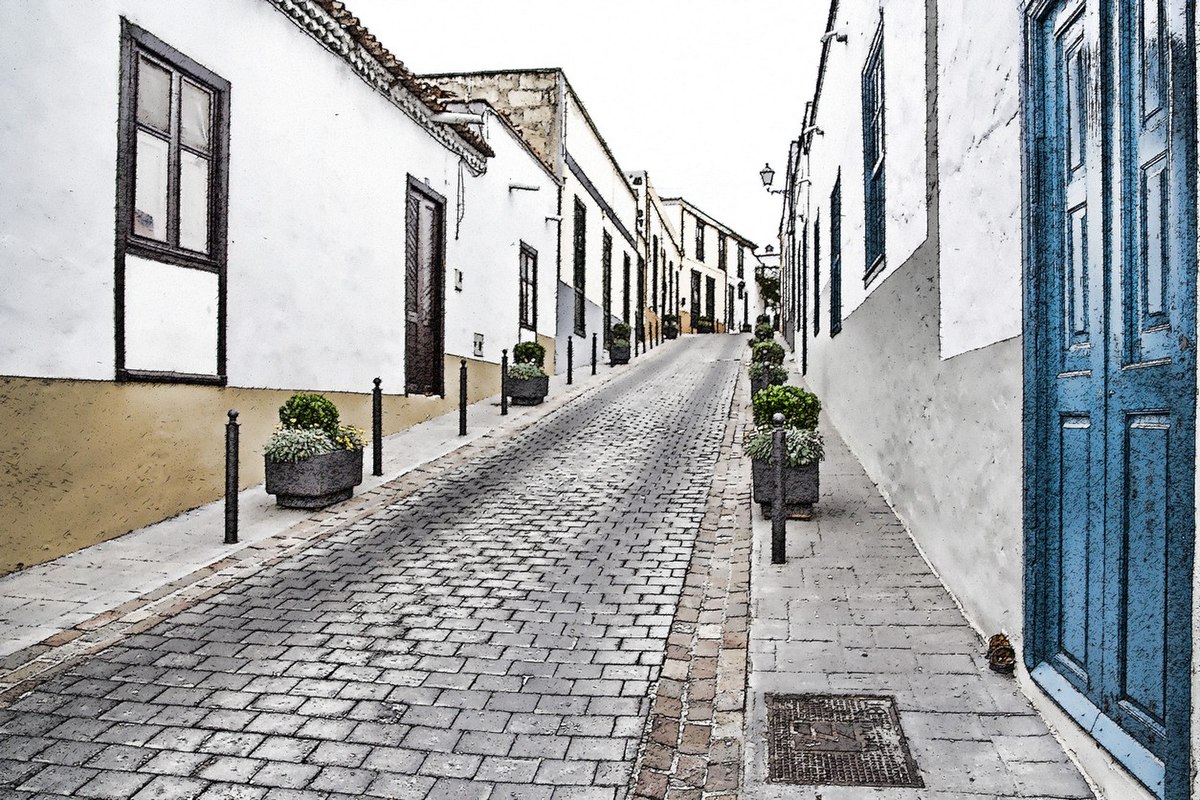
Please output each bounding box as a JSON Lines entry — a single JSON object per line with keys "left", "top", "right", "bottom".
{"left": 312, "top": 0, "right": 494, "bottom": 158}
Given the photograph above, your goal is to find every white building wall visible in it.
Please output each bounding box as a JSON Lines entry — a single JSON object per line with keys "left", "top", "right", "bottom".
{"left": 937, "top": 0, "right": 1023, "bottom": 357}
{"left": 445, "top": 111, "right": 560, "bottom": 362}
{"left": 805, "top": 0, "right": 926, "bottom": 323}
{"left": 0, "top": 0, "right": 554, "bottom": 396}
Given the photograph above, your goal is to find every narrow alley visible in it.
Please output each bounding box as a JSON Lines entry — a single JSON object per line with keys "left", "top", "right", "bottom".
{"left": 0, "top": 337, "right": 742, "bottom": 799}
{"left": 0, "top": 338, "right": 1094, "bottom": 799}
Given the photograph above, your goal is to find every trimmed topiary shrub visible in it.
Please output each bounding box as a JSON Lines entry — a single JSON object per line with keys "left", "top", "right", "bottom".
{"left": 750, "top": 340, "right": 785, "bottom": 366}
{"left": 279, "top": 393, "right": 339, "bottom": 435}
{"left": 611, "top": 322, "right": 632, "bottom": 342}
{"left": 754, "top": 322, "right": 774, "bottom": 341}
{"left": 751, "top": 385, "right": 821, "bottom": 430}
{"left": 513, "top": 341, "right": 545, "bottom": 367}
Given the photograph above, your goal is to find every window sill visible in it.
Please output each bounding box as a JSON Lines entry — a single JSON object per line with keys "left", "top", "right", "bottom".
{"left": 118, "top": 368, "right": 226, "bottom": 386}
{"left": 863, "top": 255, "right": 886, "bottom": 287}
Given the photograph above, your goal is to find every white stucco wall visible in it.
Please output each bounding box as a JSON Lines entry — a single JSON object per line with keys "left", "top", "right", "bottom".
{"left": 445, "top": 111, "right": 560, "bottom": 362}
{"left": 804, "top": 0, "right": 927, "bottom": 326}
{"left": 937, "top": 0, "right": 1023, "bottom": 358}
{"left": 0, "top": 0, "right": 554, "bottom": 394}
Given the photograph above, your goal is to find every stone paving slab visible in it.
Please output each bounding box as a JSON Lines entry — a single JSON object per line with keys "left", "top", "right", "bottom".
{"left": 0, "top": 338, "right": 679, "bottom": 659}
{"left": 0, "top": 335, "right": 745, "bottom": 799}
{"left": 742, "top": 368, "right": 1096, "bottom": 799}
{"left": 0, "top": 337, "right": 684, "bottom": 690}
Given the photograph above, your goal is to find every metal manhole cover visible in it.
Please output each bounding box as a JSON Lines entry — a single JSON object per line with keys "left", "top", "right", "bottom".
{"left": 765, "top": 693, "right": 923, "bottom": 787}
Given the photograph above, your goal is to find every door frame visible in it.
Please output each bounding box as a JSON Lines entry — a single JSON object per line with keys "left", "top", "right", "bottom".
{"left": 1020, "top": 1, "right": 1197, "bottom": 797}
{"left": 405, "top": 175, "right": 446, "bottom": 397}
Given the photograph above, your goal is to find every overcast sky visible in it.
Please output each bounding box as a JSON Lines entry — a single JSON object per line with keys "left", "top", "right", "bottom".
{"left": 349, "top": 0, "right": 826, "bottom": 249}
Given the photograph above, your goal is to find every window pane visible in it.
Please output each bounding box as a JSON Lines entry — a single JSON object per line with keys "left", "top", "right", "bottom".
{"left": 181, "top": 79, "right": 212, "bottom": 152}
{"left": 137, "top": 57, "right": 172, "bottom": 132}
{"left": 179, "top": 151, "right": 210, "bottom": 252}
{"left": 134, "top": 130, "right": 169, "bottom": 241}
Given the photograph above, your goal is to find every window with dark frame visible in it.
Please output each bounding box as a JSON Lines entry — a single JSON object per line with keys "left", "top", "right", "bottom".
{"left": 519, "top": 242, "right": 537, "bottom": 331}
{"left": 862, "top": 20, "right": 886, "bottom": 282}
{"left": 117, "top": 19, "right": 230, "bottom": 384}
{"left": 622, "top": 252, "right": 631, "bottom": 324}
{"left": 651, "top": 235, "right": 659, "bottom": 311}
{"left": 695, "top": 219, "right": 706, "bottom": 261}
{"left": 602, "top": 231, "right": 613, "bottom": 347}
{"left": 737, "top": 245, "right": 744, "bottom": 279}
{"left": 718, "top": 233, "right": 728, "bottom": 271}
{"left": 814, "top": 212, "right": 821, "bottom": 337}
{"left": 573, "top": 197, "right": 587, "bottom": 337}
{"left": 830, "top": 174, "right": 843, "bottom": 335}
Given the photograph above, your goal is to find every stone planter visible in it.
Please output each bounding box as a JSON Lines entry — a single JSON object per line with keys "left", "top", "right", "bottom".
{"left": 751, "top": 459, "right": 819, "bottom": 519}
{"left": 507, "top": 374, "right": 549, "bottom": 405}
{"left": 265, "top": 448, "right": 363, "bottom": 509}
{"left": 749, "top": 373, "right": 786, "bottom": 397}
{"left": 610, "top": 343, "right": 631, "bottom": 365}
{"left": 664, "top": 326, "right": 679, "bottom": 340}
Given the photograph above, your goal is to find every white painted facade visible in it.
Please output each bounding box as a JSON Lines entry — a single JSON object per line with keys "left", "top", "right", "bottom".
{"left": 664, "top": 199, "right": 755, "bottom": 333}
{"left": 783, "top": 1, "right": 1198, "bottom": 798}
{"left": 0, "top": 0, "right": 561, "bottom": 395}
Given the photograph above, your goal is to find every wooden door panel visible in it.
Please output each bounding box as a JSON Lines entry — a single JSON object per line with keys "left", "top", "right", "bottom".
{"left": 1120, "top": 414, "right": 1170, "bottom": 730}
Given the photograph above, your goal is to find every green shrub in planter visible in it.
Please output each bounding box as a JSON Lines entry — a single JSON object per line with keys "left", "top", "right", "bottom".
{"left": 750, "top": 340, "right": 785, "bottom": 366}
{"left": 696, "top": 316, "right": 714, "bottom": 333}
{"left": 279, "top": 392, "right": 339, "bottom": 435}
{"left": 611, "top": 322, "right": 632, "bottom": 341}
{"left": 748, "top": 363, "right": 788, "bottom": 383}
{"left": 752, "top": 385, "right": 821, "bottom": 430}
{"left": 513, "top": 341, "right": 545, "bottom": 367}
{"left": 743, "top": 427, "right": 824, "bottom": 467}
{"left": 508, "top": 362, "right": 546, "bottom": 380}
{"left": 754, "top": 322, "right": 774, "bottom": 341}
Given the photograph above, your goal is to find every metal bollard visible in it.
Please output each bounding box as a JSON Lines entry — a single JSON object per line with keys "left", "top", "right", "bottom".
{"left": 591, "top": 332, "right": 597, "bottom": 376}
{"left": 372, "top": 377, "right": 383, "bottom": 476}
{"left": 459, "top": 359, "right": 468, "bottom": 436}
{"left": 771, "top": 412, "right": 786, "bottom": 564}
{"left": 224, "top": 409, "right": 239, "bottom": 545}
{"left": 500, "top": 349, "right": 508, "bottom": 417}
{"left": 567, "top": 336, "right": 574, "bottom": 385}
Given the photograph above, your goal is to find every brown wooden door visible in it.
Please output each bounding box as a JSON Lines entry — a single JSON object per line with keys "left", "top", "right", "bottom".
{"left": 405, "top": 180, "right": 445, "bottom": 396}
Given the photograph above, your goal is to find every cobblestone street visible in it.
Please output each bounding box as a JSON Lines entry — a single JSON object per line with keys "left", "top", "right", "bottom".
{"left": 0, "top": 336, "right": 745, "bottom": 800}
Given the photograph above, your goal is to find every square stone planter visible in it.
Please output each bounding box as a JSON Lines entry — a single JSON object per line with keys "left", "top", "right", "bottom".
{"left": 751, "top": 459, "right": 819, "bottom": 519}
{"left": 507, "top": 374, "right": 549, "bottom": 405}
{"left": 664, "top": 327, "right": 679, "bottom": 340}
{"left": 750, "top": 374, "right": 786, "bottom": 397}
{"left": 265, "top": 448, "right": 363, "bottom": 509}
{"left": 610, "top": 343, "right": 631, "bottom": 365}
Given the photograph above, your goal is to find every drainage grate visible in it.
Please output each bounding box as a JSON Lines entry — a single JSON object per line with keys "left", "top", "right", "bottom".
{"left": 765, "top": 693, "right": 923, "bottom": 787}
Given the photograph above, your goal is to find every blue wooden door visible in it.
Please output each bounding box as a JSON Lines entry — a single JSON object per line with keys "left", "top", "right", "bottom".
{"left": 1024, "top": 1, "right": 1196, "bottom": 797}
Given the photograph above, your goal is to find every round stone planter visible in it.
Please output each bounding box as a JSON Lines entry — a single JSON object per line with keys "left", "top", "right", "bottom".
{"left": 751, "top": 459, "right": 819, "bottom": 519}
{"left": 610, "top": 343, "right": 631, "bottom": 365}
{"left": 265, "top": 448, "right": 363, "bottom": 509}
{"left": 508, "top": 374, "right": 549, "bottom": 405}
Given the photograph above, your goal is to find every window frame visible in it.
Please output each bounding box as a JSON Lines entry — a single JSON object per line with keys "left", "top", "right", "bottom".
{"left": 737, "top": 245, "right": 745, "bottom": 279}
{"left": 573, "top": 196, "right": 587, "bottom": 337}
{"left": 695, "top": 219, "right": 706, "bottom": 261}
{"left": 115, "top": 19, "right": 231, "bottom": 385}
{"left": 862, "top": 20, "right": 887, "bottom": 285}
{"left": 830, "top": 174, "right": 843, "bottom": 335}
{"left": 718, "top": 233, "right": 728, "bottom": 271}
{"left": 519, "top": 241, "right": 538, "bottom": 332}
{"left": 814, "top": 212, "right": 822, "bottom": 337}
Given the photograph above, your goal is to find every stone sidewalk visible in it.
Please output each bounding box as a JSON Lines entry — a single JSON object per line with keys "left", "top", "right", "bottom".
{"left": 741, "top": 391, "right": 1097, "bottom": 798}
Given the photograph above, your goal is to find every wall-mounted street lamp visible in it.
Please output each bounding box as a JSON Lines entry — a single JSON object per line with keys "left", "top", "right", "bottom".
{"left": 820, "top": 27, "right": 849, "bottom": 44}
{"left": 759, "top": 163, "right": 786, "bottom": 195}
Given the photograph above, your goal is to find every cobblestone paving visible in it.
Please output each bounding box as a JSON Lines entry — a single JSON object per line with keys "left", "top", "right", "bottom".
{"left": 631, "top": 367, "right": 752, "bottom": 800}
{"left": 0, "top": 335, "right": 744, "bottom": 800}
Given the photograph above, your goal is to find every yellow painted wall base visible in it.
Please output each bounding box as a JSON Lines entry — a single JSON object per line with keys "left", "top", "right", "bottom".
{"left": 0, "top": 355, "right": 503, "bottom": 576}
